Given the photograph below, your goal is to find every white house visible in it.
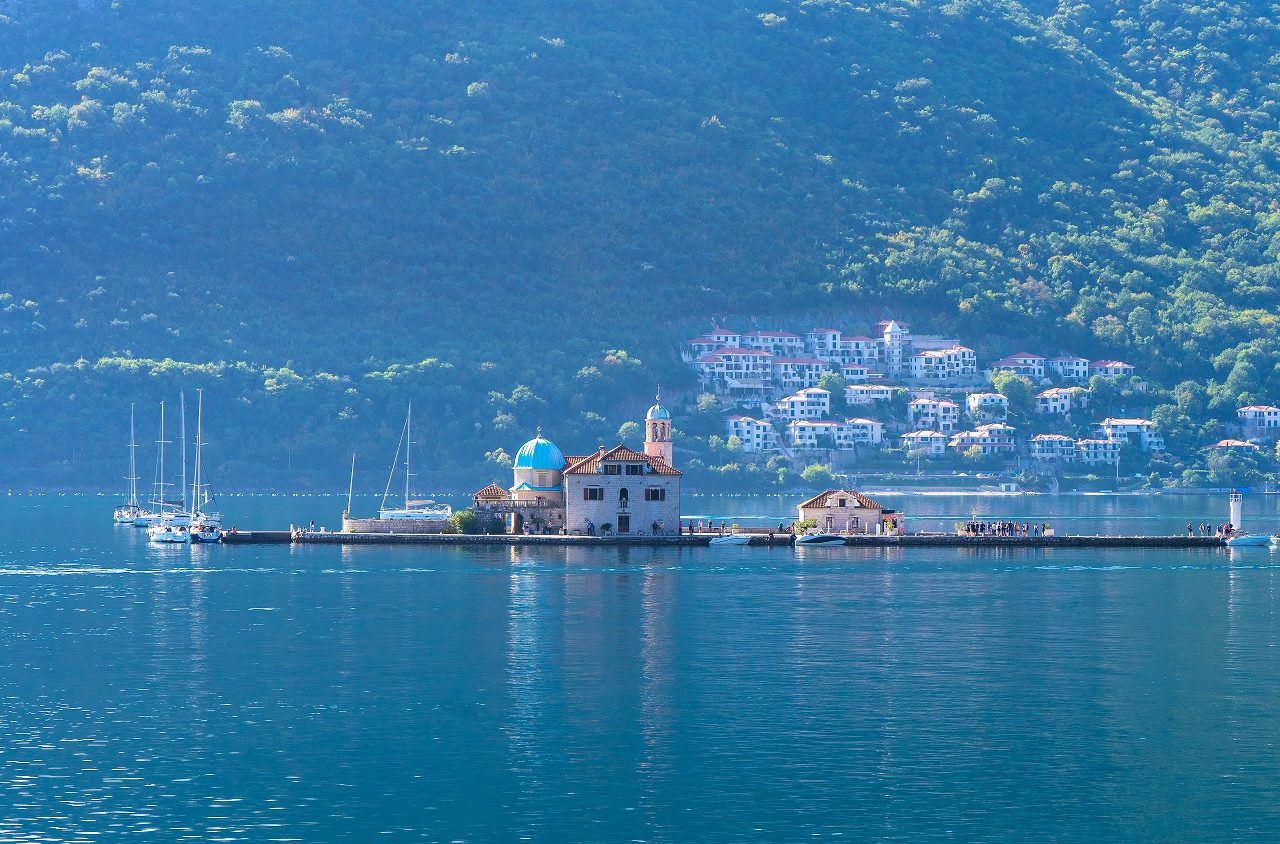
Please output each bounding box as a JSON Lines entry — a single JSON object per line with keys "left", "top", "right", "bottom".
{"left": 845, "top": 384, "right": 894, "bottom": 405}
{"left": 1030, "top": 433, "right": 1077, "bottom": 461}
{"left": 564, "top": 445, "right": 681, "bottom": 535}
{"left": 965, "top": 392, "right": 1009, "bottom": 421}
{"left": 1098, "top": 418, "right": 1164, "bottom": 451}
{"left": 693, "top": 347, "right": 773, "bottom": 383}
{"left": 774, "top": 387, "right": 831, "bottom": 421}
{"left": 908, "top": 345, "right": 978, "bottom": 383}
{"left": 901, "top": 430, "right": 948, "bottom": 457}
{"left": 805, "top": 328, "right": 843, "bottom": 361}
{"left": 1238, "top": 405, "right": 1280, "bottom": 437}
{"left": 991, "top": 352, "right": 1046, "bottom": 380}
{"left": 1076, "top": 438, "right": 1121, "bottom": 465}
{"left": 841, "top": 418, "right": 884, "bottom": 447}
{"left": 740, "top": 330, "right": 805, "bottom": 356}
{"left": 1090, "top": 360, "right": 1136, "bottom": 379}
{"left": 1036, "top": 387, "right": 1089, "bottom": 415}
{"left": 771, "top": 357, "right": 830, "bottom": 392}
{"left": 950, "top": 423, "right": 1016, "bottom": 455}
{"left": 908, "top": 397, "right": 960, "bottom": 432}
{"left": 837, "top": 334, "right": 881, "bottom": 365}
{"left": 842, "top": 363, "right": 871, "bottom": 383}
{"left": 725, "top": 416, "right": 778, "bottom": 453}
{"left": 788, "top": 419, "right": 841, "bottom": 449}
{"left": 1048, "top": 355, "right": 1090, "bottom": 383}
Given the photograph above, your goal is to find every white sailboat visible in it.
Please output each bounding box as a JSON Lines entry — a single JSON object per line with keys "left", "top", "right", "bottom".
{"left": 188, "top": 389, "right": 223, "bottom": 542}
{"left": 114, "top": 403, "right": 152, "bottom": 524}
{"left": 133, "top": 401, "right": 172, "bottom": 527}
{"left": 378, "top": 403, "right": 452, "bottom": 521}
{"left": 149, "top": 397, "right": 190, "bottom": 544}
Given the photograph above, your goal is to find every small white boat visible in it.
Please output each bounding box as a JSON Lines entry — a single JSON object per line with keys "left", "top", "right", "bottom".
{"left": 1225, "top": 533, "right": 1270, "bottom": 547}
{"left": 133, "top": 511, "right": 164, "bottom": 527}
{"left": 148, "top": 522, "right": 190, "bottom": 544}
{"left": 709, "top": 534, "right": 752, "bottom": 546}
{"left": 378, "top": 500, "right": 453, "bottom": 520}
{"left": 795, "top": 533, "right": 846, "bottom": 546}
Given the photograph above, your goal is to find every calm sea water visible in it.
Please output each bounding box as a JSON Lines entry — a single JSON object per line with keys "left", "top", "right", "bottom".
{"left": 2, "top": 493, "right": 1280, "bottom": 842}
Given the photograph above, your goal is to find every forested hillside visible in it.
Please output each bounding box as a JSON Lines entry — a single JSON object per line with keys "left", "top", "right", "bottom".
{"left": 3, "top": 0, "right": 1280, "bottom": 489}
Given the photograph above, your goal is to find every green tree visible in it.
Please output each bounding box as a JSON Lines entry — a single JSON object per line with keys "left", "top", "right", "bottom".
{"left": 801, "top": 462, "right": 837, "bottom": 486}
{"left": 450, "top": 508, "right": 481, "bottom": 535}
{"left": 618, "top": 421, "right": 642, "bottom": 448}
{"left": 991, "top": 371, "right": 1035, "bottom": 418}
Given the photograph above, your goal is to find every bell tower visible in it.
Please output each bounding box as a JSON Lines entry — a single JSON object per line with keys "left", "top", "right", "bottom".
{"left": 644, "top": 387, "right": 673, "bottom": 467}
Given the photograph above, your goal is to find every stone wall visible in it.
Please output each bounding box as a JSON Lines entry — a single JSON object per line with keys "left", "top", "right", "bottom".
{"left": 341, "top": 517, "right": 452, "bottom": 534}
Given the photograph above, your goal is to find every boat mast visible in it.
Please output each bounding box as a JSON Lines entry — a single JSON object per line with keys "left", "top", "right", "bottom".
{"left": 154, "top": 401, "right": 170, "bottom": 509}
{"left": 347, "top": 452, "right": 356, "bottom": 516}
{"left": 404, "top": 402, "right": 413, "bottom": 508}
{"left": 380, "top": 408, "right": 408, "bottom": 513}
{"left": 192, "top": 388, "right": 203, "bottom": 516}
{"left": 126, "top": 403, "right": 139, "bottom": 507}
{"left": 178, "top": 392, "right": 188, "bottom": 513}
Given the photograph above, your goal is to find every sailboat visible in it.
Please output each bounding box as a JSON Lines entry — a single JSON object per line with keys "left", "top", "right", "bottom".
{"left": 378, "top": 403, "right": 452, "bottom": 521}
{"left": 133, "top": 401, "right": 172, "bottom": 527}
{"left": 114, "top": 403, "right": 152, "bottom": 524}
{"left": 148, "top": 396, "right": 190, "bottom": 544}
{"left": 188, "top": 389, "right": 223, "bottom": 542}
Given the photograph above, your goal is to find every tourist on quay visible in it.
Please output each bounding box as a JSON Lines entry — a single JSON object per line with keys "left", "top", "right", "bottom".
{"left": 1187, "top": 523, "right": 1194, "bottom": 537}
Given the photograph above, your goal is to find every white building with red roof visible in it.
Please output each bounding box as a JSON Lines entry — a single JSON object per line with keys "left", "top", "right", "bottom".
{"left": 1030, "top": 434, "right": 1076, "bottom": 461}
{"left": 771, "top": 356, "right": 830, "bottom": 392}
{"left": 991, "top": 353, "right": 1046, "bottom": 380}
{"left": 725, "top": 416, "right": 779, "bottom": 453}
{"left": 740, "top": 330, "right": 804, "bottom": 356}
{"left": 1090, "top": 360, "right": 1136, "bottom": 379}
{"left": 1048, "top": 355, "right": 1090, "bottom": 383}
{"left": 1237, "top": 405, "right": 1280, "bottom": 437}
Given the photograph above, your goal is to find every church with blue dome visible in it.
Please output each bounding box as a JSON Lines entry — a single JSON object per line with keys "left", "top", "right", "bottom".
{"left": 471, "top": 390, "right": 681, "bottom": 535}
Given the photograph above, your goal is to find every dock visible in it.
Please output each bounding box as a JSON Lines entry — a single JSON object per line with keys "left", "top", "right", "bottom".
{"left": 221, "top": 531, "right": 1227, "bottom": 549}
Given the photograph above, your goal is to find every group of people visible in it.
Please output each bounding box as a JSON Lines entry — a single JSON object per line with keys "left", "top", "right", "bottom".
{"left": 1188, "top": 522, "right": 1235, "bottom": 537}
{"left": 962, "top": 521, "right": 1051, "bottom": 538}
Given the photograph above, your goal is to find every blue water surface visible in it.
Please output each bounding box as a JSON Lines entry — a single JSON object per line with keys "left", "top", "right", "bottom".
{"left": 1, "top": 493, "right": 1279, "bottom": 842}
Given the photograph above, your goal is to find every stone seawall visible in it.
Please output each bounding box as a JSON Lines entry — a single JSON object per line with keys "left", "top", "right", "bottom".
{"left": 340, "top": 517, "right": 452, "bottom": 534}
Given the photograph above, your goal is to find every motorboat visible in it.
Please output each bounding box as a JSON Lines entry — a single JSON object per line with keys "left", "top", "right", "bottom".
{"left": 709, "top": 534, "right": 752, "bottom": 546}
{"left": 795, "top": 533, "right": 846, "bottom": 546}
{"left": 190, "top": 524, "right": 222, "bottom": 543}
{"left": 1225, "top": 533, "right": 1270, "bottom": 547}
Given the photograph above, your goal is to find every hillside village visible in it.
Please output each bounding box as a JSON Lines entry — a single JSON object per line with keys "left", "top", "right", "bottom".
{"left": 682, "top": 321, "right": 1277, "bottom": 483}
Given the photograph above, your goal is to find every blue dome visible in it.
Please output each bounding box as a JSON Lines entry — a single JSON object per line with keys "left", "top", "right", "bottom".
{"left": 646, "top": 403, "right": 670, "bottom": 421}
{"left": 513, "top": 434, "right": 566, "bottom": 471}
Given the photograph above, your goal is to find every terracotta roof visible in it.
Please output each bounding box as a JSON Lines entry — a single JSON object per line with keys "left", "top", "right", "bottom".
{"left": 472, "top": 483, "right": 510, "bottom": 501}
{"left": 1213, "top": 439, "right": 1259, "bottom": 449}
{"left": 1050, "top": 355, "right": 1088, "bottom": 362}
{"left": 711, "top": 346, "right": 772, "bottom": 356}
{"left": 1091, "top": 360, "right": 1132, "bottom": 367}
{"left": 1032, "top": 434, "right": 1074, "bottom": 441}
{"left": 810, "top": 327, "right": 841, "bottom": 333}
{"left": 1239, "top": 405, "right": 1280, "bottom": 412}
{"left": 797, "top": 489, "right": 884, "bottom": 511}
{"left": 564, "top": 445, "right": 682, "bottom": 476}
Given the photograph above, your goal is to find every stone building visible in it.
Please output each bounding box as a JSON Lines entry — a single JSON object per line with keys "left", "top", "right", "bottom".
{"left": 796, "top": 489, "right": 899, "bottom": 535}
{"left": 472, "top": 392, "right": 681, "bottom": 535}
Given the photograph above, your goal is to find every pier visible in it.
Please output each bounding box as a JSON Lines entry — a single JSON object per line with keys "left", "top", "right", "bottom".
{"left": 221, "top": 531, "right": 1228, "bottom": 549}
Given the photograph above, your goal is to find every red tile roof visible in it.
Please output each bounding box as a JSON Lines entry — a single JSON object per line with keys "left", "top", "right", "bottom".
{"left": 564, "top": 445, "right": 682, "bottom": 476}
{"left": 797, "top": 489, "right": 884, "bottom": 511}
{"left": 472, "top": 483, "right": 510, "bottom": 501}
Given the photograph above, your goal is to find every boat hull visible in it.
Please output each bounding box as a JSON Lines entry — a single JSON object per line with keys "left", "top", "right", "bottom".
{"left": 1226, "top": 534, "right": 1270, "bottom": 547}
{"left": 796, "top": 534, "right": 846, "bottom": 546}
{"left": 709, "top": 535, "right": 752, "bottom": 546}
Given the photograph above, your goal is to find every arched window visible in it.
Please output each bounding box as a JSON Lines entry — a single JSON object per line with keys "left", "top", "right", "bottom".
{"left": 619, "top": 487, "right": 629, "bottom": 508}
